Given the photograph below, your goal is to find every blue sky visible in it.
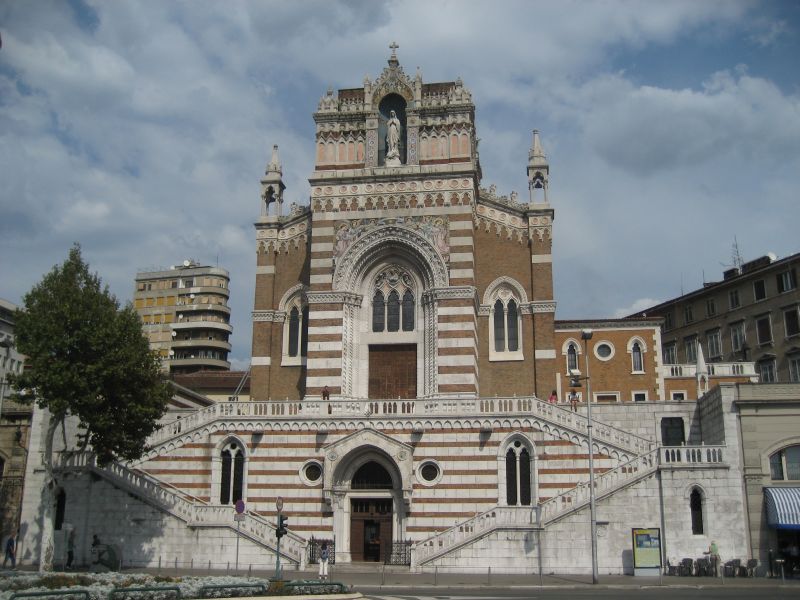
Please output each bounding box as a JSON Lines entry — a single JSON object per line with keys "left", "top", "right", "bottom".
{"left": 1, "top": 1, "right": 799, "bottom": 370}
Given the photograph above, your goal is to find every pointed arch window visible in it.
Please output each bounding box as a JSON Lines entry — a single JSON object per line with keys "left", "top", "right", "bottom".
{"left": 489, "top": 288, "right": 524, "bottom": 361}
{"left": 690, "top": 487, "right": 704, "bottom": 535}
{"left": 282, "top": 294, "right": 309, "bottom": 366}
{"left": 505, "top": 441, "right": 533, "bottom": 506}
{"left": 372, "top": 266, "right": 415, "bottom": 333}
{"left": 567, "top": 343, "right": 578, "bottom": 372}
{"left": 220, "top": 441, "right": 245, "bottom": 505}
{"left": 632, "top": 341, "right": 644, "bottom": 372}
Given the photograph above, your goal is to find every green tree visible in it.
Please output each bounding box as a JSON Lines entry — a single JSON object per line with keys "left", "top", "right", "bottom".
{"left": 9, "top": 245, "right": 171, "bottom": 570}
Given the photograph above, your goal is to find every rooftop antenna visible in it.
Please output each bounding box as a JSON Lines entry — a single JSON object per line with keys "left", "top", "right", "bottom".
{"left": 720, "top": 236, "right": 744, "bottom": 271}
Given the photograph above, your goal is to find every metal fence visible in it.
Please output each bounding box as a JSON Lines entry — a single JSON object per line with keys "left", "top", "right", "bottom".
{"left": 306, "top": 538, "right": 336, "bottom": 565}
{"left": 384, "top": 540, "right": 412, "bottom": 565}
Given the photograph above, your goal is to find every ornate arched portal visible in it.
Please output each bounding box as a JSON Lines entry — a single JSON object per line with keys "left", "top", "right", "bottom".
{"left": 333, "top": 224, "right": 449, "bottom": 399}
{"left": 323, "top": 430, "right": 413, "bottom": 563}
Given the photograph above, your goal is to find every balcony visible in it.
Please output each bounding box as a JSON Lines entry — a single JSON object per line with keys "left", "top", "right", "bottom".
{"left": 662, "top": 362, "right": 756, "bottom": 378}
{"left": 171, "top": 321, "right": 233, "bottom": 333}
{"left": 170, "top": 339, "right": 231, "bottom": 351}
{"left": 168, "top": 357, "right": 230, "bottom": 370}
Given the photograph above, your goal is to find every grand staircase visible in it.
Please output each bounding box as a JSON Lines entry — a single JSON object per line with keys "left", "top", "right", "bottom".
{"left": 56, "top": 452, "right": 307, "bottom": 568}
{"left": 137, "top": 396, "right": 654, "bottom": 464}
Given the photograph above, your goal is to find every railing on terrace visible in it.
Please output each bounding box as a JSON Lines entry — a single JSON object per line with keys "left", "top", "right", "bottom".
{"left": 57, "top": 452, "right": 306, "bottom": 565}
{"left": 415, "top": 444, "right": 726, "bottom": 564}
{"left": 149, "top": 396, "right": 654, "bottom": 457}
{"left": 663, "top": 362, "right": 756, "bottom": 377}
{"left": 661, "top": 444, "right": 725, "bottom": 464}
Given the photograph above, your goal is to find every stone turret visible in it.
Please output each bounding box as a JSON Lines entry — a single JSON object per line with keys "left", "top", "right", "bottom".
{"left": 527, "top": 130, "right": 549, "bottom": 204}
{"left": 260, "top": 144, "right": 286, "bottom": 217}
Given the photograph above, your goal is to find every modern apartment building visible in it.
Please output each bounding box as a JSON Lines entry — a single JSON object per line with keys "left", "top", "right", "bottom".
{"left": 133, "top": 261, "right": 232, "bottom": 373}
{"left": 631, "top": 252, "right": 800, "bottom": 383}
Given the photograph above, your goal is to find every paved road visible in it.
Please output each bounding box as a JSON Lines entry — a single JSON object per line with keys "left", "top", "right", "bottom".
{"left": 359, "top": 590, "right": 800, "bottom": 600}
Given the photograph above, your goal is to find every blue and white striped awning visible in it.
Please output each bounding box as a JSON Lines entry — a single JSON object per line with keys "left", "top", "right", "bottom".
{"left": 764, "top": 487, "right": 800, "bottom": 530}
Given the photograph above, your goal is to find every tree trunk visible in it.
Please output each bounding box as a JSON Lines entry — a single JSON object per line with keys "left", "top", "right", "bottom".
{"left": 38, "top": 415, "right": 60, "bottom": 572}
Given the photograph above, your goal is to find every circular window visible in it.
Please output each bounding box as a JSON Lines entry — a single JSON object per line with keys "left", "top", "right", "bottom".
{"left": 417, "top": 461, "right": 442, "bottom": 486}
{"left": 301, "top": 461, "right": 323, "bottom": 485}
{"left": 594, "top": 342, "right": 615, "bottom": 361}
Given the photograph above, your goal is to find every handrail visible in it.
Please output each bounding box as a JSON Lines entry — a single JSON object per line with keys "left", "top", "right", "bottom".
{"left": 144, "top": 396, "right": 654, "bottom": 460}
{"left": 57, "top": 452, "right": 306, "bottom": 565}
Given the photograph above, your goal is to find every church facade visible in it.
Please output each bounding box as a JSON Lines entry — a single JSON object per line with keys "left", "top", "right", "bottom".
{"left": 18, "top": 51, "right": 761, "bottom": 575}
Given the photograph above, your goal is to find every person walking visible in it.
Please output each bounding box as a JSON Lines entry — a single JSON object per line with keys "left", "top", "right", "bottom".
{"left": 318, "top": 541, "right": 330, "bottom": 581}
{"left": 705, "top": 540, "right": 721, "bottom": 577}
{"left": 3, "top": 531, "right": 16, "bottom": 569}
{"left": 548, "top": 390, "right": 557, "bottom": 404}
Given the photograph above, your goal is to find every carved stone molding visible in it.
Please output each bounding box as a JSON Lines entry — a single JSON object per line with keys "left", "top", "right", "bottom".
{"left": 306, "top": 291, "right": 364, "bottom": 306}
{"left": 333, "top": 225, "right": 449, "bottom": 291}
{"left": 529, "top": 301, "right": 557, "bottom": 313}
{"left": 252, "top": 310, "right": 285, "bottom": 323}
{"left": 422, "top": 286, "right": 477, "bottom": 302}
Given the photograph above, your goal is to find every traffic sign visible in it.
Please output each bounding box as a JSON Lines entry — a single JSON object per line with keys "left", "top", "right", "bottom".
{"left": 235, "top": 499, "right": 245, "bottom": 514}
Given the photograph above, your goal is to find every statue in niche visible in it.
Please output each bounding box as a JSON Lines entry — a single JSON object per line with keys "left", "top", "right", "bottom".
{"left": 385, "top": 110, "right": 402, "bottom": 166}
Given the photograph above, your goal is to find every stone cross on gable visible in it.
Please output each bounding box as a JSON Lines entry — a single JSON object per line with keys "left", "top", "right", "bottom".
{"left": 389, "top": 41, "right": 399, "bottom": 56}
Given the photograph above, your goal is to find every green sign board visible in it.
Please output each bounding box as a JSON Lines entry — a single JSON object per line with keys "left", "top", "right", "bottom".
{"left": 632, "top": 528, "right": 662, "bottom": 569}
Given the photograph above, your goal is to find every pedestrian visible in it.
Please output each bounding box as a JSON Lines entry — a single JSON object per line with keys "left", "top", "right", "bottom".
{"left": 318, "top": 541, "right": 329, "bottom": 581}
{"left": 569, "top": 390, "right": 578, "bottom": 412}
{"left": 548, "top": 390, "right": 557, "bottom": 404}
{"left": 705, "top": 540, "right": 720, "bottom": 577}
{"left": 66, "top": 529, "right": 75, "bottom": 570}
{"left": 3, "top": 531, "right": 16, "bottom": 569}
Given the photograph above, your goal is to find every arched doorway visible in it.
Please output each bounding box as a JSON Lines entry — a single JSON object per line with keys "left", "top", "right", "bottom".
{"left": 325, "top": 433, "right": 411, "bottom": 564}
{"left": 350, "top": 461, "right": 393, "bottom": 561}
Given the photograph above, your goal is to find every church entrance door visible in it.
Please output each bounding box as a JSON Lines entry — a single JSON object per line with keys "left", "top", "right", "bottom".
{"left": 350, "top": 498, "right": 392, "bottom": 562}
{"left": 368, "top": 344, "right": 416, "bottom": 399}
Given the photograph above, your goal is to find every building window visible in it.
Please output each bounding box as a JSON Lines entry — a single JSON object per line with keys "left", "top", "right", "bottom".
{"left": 756, "top": 315, "right": 772, "bottom": 345}
{"left": 594, "top": 342, "right": 614, "bottom": 361}
{"left": 790, "top": 355, "right": 800, "bottom": 383}
{"left": 707, "top": 329, "right": 722, "bottom": 359}
{"left": 731, "top": 321, "right": 746, "bottom": 353}
{"left": 663, "top": 343, "right": 677, "bottom": 365}
{"left": 417, "top": 460, "right": 442, "bottom": 486}
{"left": 220, "top": 441, "right": 245, "bottom": 505}
{"left": 729, "top": 289, "right": 740, "bottom": 310}
{"left": 671, "top": 391, "right": 686, "bottom": 402}
{"left": 489, "top": 287, "right": 523, "bottom": 361}
{"left": 684, "top": 336, "right": 697, "bottom": 363}
{"left": 661, "top": 417, "right": 685, "bottom": 446}
{"left": 631, "top": 342, "right": 644, "bottom": 372}
{"left": 758, "top": 359, "right": 777, "bottom": 383}
{"left": 55, "top": 489, "right": 67, "bottom": 530}
{"left": 683, "top": 304, "right": 694, "bottom": 325}
{"left": 505, "top": 441, "right": 532, "bottom": 506}
{"left": 690, "top": 488, "right": 704, "bottom": 535}
{"left": 567, "top": 342, "right": 578, "bottom": 372}
{"left": 769, "top": 445, "right": 800, "bottom": 480}
{"left": 372, "top": 266, "right": 415, "bottom": 333}
{"left": 301, "top": 461, "right": 323, "bottom": 486}
{"left": 283, "top": 298, "right": 309, "bottom": 364}
{"left": 664, "top": 311, "right": 674, "bottom": 330}
{"left": 777, "top": 269, "right": 797, "bottom": 294}
{"left": 633, "top": 391, "right": 648, "bottom": 402}
{"left": 753, "top": 279, "right": 767, "bottom": 301}
{"left": 706, "top": 298, "right": 717, "bottom": 317}
{"left": 595, "top": 392, "right": 619, "bottom": 403}
{"left": 785, "top": 307, "right": 800, "bottom": 338}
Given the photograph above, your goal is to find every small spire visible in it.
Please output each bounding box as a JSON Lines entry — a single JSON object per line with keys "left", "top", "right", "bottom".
{"left": 267, "top": 144, "right": 282, "bottom": 175}
{"left": 696, "top": 342, "right": 708, "bottom": 376}
{"left": 388, "top": 41, "right": 399, "bottom": 67}
{"left": 529, "top": 130, "right": 546, "bottom": 162}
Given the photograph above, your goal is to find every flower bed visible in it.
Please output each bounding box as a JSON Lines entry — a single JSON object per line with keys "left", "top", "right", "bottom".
{"left": 0, "top": 573, "right": 349, "bottom": 600}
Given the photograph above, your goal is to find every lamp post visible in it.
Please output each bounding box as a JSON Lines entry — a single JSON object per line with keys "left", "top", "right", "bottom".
{"left": 572, "top": 329, "right": 599, "bottom": 583}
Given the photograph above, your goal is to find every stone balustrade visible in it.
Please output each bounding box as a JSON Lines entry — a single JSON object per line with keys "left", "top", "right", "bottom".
{"left": 57, "top": 452, "right": 306, "bottom": 566}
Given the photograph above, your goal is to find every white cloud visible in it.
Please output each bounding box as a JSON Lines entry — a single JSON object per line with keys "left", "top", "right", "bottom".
{"left": 613, "top": 299, "right": 664, "bottom": 319}
{"left": 0, "top": 0, "right": 797, "bottom": 365}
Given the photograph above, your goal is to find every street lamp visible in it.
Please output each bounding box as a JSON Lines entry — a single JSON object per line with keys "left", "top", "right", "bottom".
{"left": 570, "top": 328, "right": 599, "bottom": 583}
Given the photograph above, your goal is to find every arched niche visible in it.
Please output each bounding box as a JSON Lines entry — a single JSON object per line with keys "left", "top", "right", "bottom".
{"left": 378, "top": 94, "right": 407, "bottom": 166}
